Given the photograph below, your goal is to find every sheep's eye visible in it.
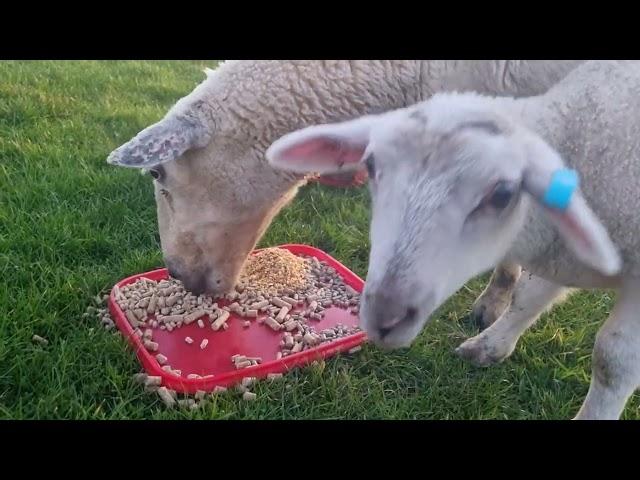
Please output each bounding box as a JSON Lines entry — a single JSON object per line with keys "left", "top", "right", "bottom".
{"left": 487, "top": 181, "right": 516, "bottom": 209}
{"left": 364, "top": 154, "right": 376, "bottom": 179}
{"left": 149, "top": 168, "right": 162, "bottom": 181}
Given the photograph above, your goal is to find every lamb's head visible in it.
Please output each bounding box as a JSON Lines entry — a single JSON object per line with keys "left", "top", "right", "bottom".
{"left": 107, "top": 68, "right": 300, "bottom": 295}
{"left": 267, "top": 92, "right": 621, "bottom": 349}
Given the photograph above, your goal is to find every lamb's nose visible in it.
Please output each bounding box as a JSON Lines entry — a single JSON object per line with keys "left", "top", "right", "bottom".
{"left": 378, "top": 326, "right": 393, "bottom": 339}
{"left": 363, "top": 289, "right": 416, "bottom": 339}
{"left": 377, "top": 308, "right": 418, "bottom": 338}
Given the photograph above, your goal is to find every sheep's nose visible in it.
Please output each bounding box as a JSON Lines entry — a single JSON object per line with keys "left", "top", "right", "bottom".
{"left": 164, "top": 258, "right": 211, "bottom": 294}
{"left": 165, "top": 258, "right": 183, "bottom": 280}
{"left": 181, "top": 274, "right": 208, "bottom": 296}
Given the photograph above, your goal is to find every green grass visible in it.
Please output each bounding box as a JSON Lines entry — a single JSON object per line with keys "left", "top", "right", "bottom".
{"left": 1, "top": 60, "right": 638, "bottom": 420}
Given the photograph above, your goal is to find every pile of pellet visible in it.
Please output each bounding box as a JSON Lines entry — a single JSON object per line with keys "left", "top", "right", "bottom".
{"left": 239, "top": 248, "right": 312, "bottom": 295}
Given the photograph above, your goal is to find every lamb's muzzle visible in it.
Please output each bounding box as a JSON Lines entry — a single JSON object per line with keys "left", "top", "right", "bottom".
{"left": 361, "top": 287, "right": 428, "bottom": 348}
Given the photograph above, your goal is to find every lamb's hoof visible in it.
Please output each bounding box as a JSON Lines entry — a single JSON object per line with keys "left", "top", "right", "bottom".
{"left": 455, "top": 334, "right": 514, "bottom": 367}
{"left": 470, "top": 296, "right": 511, "bottom": 330}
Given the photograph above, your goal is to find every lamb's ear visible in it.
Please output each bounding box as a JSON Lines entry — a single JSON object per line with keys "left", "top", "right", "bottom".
{"left": 266, "top": 116, "right": 376, "bottom": 175}
{"left": 522, "top": 137, "right": 622, "bottom": 276}
{"left": 107, "top": 115, "right": 212, "bottom": 169}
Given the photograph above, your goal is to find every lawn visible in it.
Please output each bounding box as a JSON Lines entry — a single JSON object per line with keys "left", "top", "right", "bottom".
{"left": 1, "top": 60, "right": 637, "bottom": 420}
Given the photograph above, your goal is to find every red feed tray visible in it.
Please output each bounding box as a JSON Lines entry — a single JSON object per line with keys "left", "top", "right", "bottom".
{"left": 109, "top": 244, "right": 367, "bottom": 394}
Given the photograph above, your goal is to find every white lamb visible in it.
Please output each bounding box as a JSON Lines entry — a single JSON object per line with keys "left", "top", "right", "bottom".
{"left": 106, "top": 60, "right": 582, "bottom": 311}
{"left": 265, "top": 60, "right": 640, "bottom": 419}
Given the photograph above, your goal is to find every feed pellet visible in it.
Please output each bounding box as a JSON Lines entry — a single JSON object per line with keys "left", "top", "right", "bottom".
{"left": 241, "top": 377, "right": 256, "bottom": 389}
{"left": 144, "top": 376, "right": 162, "bottom": 387}
{"left": 133, "top": 372, "right": 148, "bottom": 384}
{"left": 242, "top": 391, "right": 257, "bottom": 401}
{"left": 178, "top": 399, "right": 196, "bottom": 408}
{"left": 157, "top": 387, "right": 176, "bottom": 407}
{"left": 32, "top": 334, "right": 48, "bottom": 346}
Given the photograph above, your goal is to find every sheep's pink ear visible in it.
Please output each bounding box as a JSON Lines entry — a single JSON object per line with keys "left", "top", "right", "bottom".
{"left": 107, "top": 114, "right": 212, "bottom": 169}
{"left": 522, "top": 137, "right": 622, "bottom": 276}
{"left": 266, "top": 117, "right": 375, "bottom": 175}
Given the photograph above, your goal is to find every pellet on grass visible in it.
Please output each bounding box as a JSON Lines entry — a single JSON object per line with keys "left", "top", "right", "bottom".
{"left": 32, "top": 335, "right": 48, "bottom": 346}
{"left": 242, "top": 391, "right": 257, "bottom": 401}
{"left": 157, "top": 387, "right": 176, "bottom": 407}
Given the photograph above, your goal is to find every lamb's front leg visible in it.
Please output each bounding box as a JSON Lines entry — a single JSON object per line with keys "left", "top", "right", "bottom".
{"left": 457, "top": 274, "right": 571, "bottom": 366}
{"left": 574, "top": 278, "right": 640, "bottom": 420}
{"left": 470, "top": 262, "right": 522, "bottom": 330}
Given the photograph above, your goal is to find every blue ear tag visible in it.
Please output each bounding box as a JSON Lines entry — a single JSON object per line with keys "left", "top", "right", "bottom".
{"left": 542, "top": 168, "right": 579, "bottom": 211}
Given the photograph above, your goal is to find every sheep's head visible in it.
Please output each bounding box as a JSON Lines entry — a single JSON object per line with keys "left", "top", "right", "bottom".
{"left": 267, "top": 92, "right": 621, "bottom": 349}
{"left": 107, "top": 71, "right": 300, "bottom": 296}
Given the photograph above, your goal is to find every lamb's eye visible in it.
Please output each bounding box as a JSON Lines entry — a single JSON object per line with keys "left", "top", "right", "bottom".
{"left": 149, "top": 169, "right": 162, "bottom": 181}
{"left": 487, "top": 181, "right": 515, "bottom": 209}
{"left": 364, "top": 154, "right": 376, "bottom": 179}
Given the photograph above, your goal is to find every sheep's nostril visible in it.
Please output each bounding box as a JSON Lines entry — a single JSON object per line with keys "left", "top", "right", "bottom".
{"left": 405, "top": 307, "right": 418, "bottom": 322}
{"left": 167, "top": 268, "right": 180, "bottom": 280}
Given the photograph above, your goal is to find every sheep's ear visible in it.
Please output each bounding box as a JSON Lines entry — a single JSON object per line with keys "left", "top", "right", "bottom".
{"left": 266, "top": 116, "right": 375, "bottom": 175}
{"left": 107, "top": 115, "right": 212, "bottom": 169}
{"left": 522, "top": 137, "right": 622, "bottom": 276}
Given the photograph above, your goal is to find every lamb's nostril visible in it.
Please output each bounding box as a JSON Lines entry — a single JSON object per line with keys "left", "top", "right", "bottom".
{"left": 379, "top": 316, "right": 404, "bottom": 330}
{"left": 376, "top": 308, "right": 418, "bottom": 340}
{"left": 167, "top": 268, "right": 180, "bottom": 280}
{"left": 379, "top": 327, "right": 392, "bottom": 339}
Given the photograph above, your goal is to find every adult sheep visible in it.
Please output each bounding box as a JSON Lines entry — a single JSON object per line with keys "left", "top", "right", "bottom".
{"left": 107, "top": 60, "right": 583, "bottom": 321}
{"left": 265, "top": 60, "right": 640, "bottom": 419}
